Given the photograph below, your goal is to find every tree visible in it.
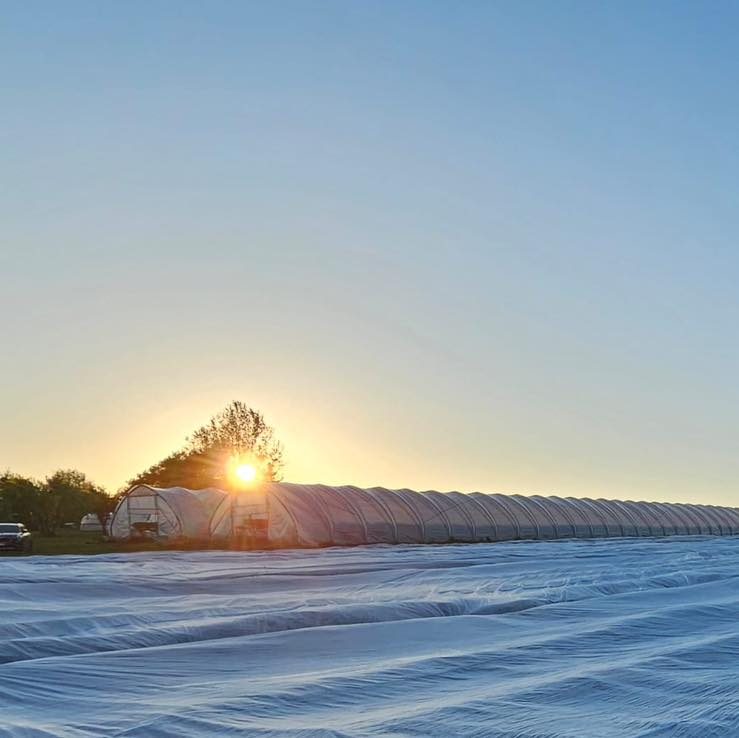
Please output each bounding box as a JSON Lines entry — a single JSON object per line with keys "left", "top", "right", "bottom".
{"left": 0, "top": 468, "right": 112, "bottom": 534}
{"left": 129, "top": 402, "right": 284, "bottom": 489}
{"left": 0, "top": 472, "right": 44, "bottom": 529}
{"left": 42, "top": 470, "right": 112, "bottom": 535}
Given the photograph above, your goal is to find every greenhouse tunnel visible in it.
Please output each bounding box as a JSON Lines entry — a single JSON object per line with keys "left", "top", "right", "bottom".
{"left": 109, "top": 482, "right": 739, "bottom": 547}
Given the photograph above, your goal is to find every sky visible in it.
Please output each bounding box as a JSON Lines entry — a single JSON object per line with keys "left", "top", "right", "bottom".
{"left": 3, "top": 2, "right": 739, "bottom": 505}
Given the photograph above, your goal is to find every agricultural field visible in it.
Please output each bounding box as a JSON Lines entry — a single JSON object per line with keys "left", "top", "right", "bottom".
{"left": 2, "top": 536, "right": 738, "bottom": 737}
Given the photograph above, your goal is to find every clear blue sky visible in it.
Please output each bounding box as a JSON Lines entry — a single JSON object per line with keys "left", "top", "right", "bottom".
{"left": 3, "top": 1, "right": 739, "bottom": 504}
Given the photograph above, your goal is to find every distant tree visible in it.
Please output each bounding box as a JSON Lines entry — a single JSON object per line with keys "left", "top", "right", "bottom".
{"left": 43, "top": 470, "right": 112, "bottom": 535}
{"left": 0, "top": 472, "right": 44, "bottom": 529}
{"left": 0, "top": 469, "right": 112, "bottom": 534}
{"left": 128, "top": 401, "right": 284, "bottom": 489}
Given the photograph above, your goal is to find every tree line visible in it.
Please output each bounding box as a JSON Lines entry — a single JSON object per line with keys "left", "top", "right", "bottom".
{"left": 0, "top": 470, "right": 111, "bottom": 535}
{"left": 0, "top": 402, "right": 283, "bottom": 535}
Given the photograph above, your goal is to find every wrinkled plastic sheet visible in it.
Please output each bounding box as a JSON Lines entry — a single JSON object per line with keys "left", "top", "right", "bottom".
{"left": 1, "top": 537, "right": 739, "bottom": 736}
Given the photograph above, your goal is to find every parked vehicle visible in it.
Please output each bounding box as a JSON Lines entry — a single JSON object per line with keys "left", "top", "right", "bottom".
{"left": 0, "top": 524, "right": 33, "bottom": 553}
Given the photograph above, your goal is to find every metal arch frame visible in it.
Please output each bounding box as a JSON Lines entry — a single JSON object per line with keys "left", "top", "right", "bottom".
{"left": 578, "top": 498, "right": 620, "bottom": 537}
{"left": 639, "top": 500, "right": 669, "bottom": 536}
{"left": 361, "top": 487, "right": 400, "bottom": 544}
{"left": 701, "top": 505, "right": 724, "bottom": 536}
{"left": 416, "top": 490, "right": 454, "bottom": 541}
{"left": 506, "top": 495, "right": 542, "bottom": 539}
{"left": 124, "top": 492, "right": 134, "bottom": 535}
{"left": 625, "top": 501, "right": 661, "bottom": 536}
{"left": 115, "top": 485, "right": 157, "bottom": 530}
{"left": 659, "top": 501, "right": 683, "bottom": 535}
{"left": 564, "top": 498, "right": 597, "bottom": 538}
{"left": 646, "top": 502, "right": 680, "bottom": 535}
{"left": 388, "top": 487, "right": 434, "bottom": 543}
{"left": 641, "top": 502, "right": 668, "bottom": 536}
{"left": 296, "top": 485, "right": 336, "bottom": 543}
{"left": 685, "top": 502, "right": 715, "bottom": 536}
{"left": 696, "top": 504, "right": 724, "bottom": 536}
{"left": 207, "top": 495, "right": 230, "bottom": 537}
{"left": 649, "top": 501, "right": 684, "bottom": 536}
{"left": 337, "top": 485, "right": 396, "bottom": 544}
{"left": 322, "top": 485, "right": 371, "bottom": 544}
{"left": 713, "top": 505, "right": 730, "bottom": 535}
{"left": 521, "top": 495, "right": 561, "bottom": 539}
{"left": 726, "top": 506, "right": 739, "bottom": 534}
{"left": 682, "top": 503, "right": 711, "bottom": 534}
{"left": 671, "top": 503, "right": 705, "bottom": 535}
{"left": 152, "top": 494, "right": 180, "bottom": 537}
{"left": 541, "top": 496, "right": 578, "bottom": 538}
{"left": 465, "top": 493, "right": 499, "bottom": 541}
{"left": 490, "top": 492, "right": 521, "bottom": 541}
{"left": 561, "top": 497, "right": 595, "bottom": 538}
{"left": 669, "top": 502, "right": 697, "bottom": 535}
{"left": 599, "top": 498, "right": 640, "bottom": 537}
{"left": 125, "top": 485, "right": 183, "bottom": 538}
{"left": 477, "top": 494, "right": 520, "bottom": 540}
{"left": 432, "top": 491, "right": 478, "bottom": 540}
{"left": 266, "top": 488, "right": 302, "bottom": 545}
{"left": 110, "top": 490, "right": 130, "bottom": 538}
{"left": 710, "top": 505, "right": 732, "bottom": 535}
{"left": 153, "top": 490, "right": 162, "bottom": 533}
{"left": 576, "top": 498, "right": 612, "bottom": 538}
{"left": 618, "top": 500, "right": 656, "bottom": 536}
{"left": 716, "top": 506, "right": 739, "bottom": 535}
{"left": 489, "top": 495, "right": 523, "bottom": 539}
{"left": 714, "top": 507, "right": 736, "bottom": 535}
{"left": 591, "top": 499, "right": 626, "bottom": 538}
{"left": 687, "top": 504, "right": 716, "bottom": 535}
{"left": 689, "top": 502, "right": 717, "bottom": 534}
{"left": 592, "top": 498, "right": 621, "bottom": 536}
{"left": 206, "top": 487, "right": 253, "bottom": 539}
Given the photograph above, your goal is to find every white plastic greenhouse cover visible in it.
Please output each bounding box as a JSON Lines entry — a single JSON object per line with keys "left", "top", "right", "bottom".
{"left": 79, "top": 514, "right": 103, "bottom": 532}
{"left": 110, "top": 485, "right": 226, "bottom": 540}
{"left": 211, "top": 483, "right": 739, "bottom": 547}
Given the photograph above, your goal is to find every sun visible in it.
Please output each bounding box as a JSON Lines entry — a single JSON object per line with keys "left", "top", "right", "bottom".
{"left": 234, "top": 463, "right": 257, "bottom": 483}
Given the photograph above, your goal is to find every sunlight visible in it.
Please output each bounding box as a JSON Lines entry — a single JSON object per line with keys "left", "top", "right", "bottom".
{"left": 226, "top": 454, "right": 260, "bottom": 487}
{"left": 234, "top": 463, "right": 257, "bottom": 483}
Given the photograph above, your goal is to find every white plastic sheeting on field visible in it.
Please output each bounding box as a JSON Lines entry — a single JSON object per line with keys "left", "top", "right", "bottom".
{"left": 261, "top": 483, "right": 739, "bottom": 547}
{"left": 109, "top": 485, "right": 226, "bottom": 540}
{"left": 3, "top": 538, "right": 739, "bottom": 737}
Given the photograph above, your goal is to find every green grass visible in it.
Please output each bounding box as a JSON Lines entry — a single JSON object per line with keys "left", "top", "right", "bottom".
{"left": 3, "top": 529, "right": 278, "bottom": 556}
{"left": 3, "top": 529, "right": 217, "bottom": 556}
{"left": 29, "top": 529, "right": 162, "bottom": 555}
